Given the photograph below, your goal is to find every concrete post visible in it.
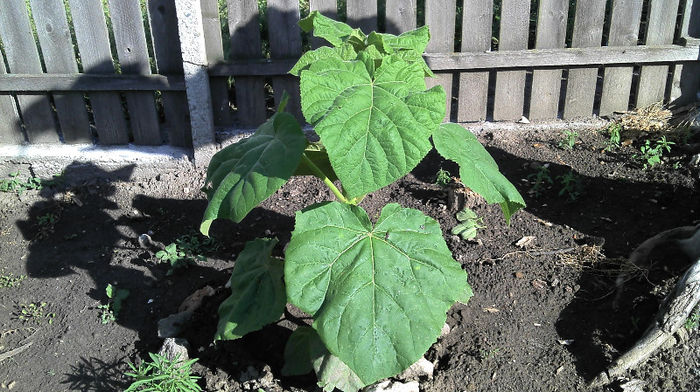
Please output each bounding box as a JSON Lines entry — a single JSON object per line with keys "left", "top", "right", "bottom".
{"left": 174, "top": 0, "right": 217, "bottom": 167}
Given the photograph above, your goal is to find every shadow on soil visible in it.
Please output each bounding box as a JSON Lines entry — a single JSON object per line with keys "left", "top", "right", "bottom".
{"left": 486, "top": 147, "right": 697, "bottom": 380}
{"left": 61, "top": 356, "right": 129, "bottom": 392}
{"left": 413, "top": 146, "right": 699, "bottom": 381}
{"left": 13, "top": 162, "right": 296, "bottom": 389}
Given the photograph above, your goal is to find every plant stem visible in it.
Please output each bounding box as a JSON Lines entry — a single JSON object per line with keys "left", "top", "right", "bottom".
{"left": 300, "top": 153, "right": 351, "bottom": 204}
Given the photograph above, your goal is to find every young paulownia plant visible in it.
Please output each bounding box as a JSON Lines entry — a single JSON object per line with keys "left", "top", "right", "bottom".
{"left": 200, "top": 12, "right": 525, "bottom": 392}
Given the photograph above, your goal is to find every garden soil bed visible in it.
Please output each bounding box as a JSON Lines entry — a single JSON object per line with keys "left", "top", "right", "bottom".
{"left": 0, "top": 127, "right": 698, "bottom": 392}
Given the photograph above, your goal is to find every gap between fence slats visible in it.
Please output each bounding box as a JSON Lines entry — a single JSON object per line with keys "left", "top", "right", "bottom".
{"left": 0, "top": 0, "right": 59, "bottom": 144}
{"left": 228, "top": 0, "right": 267, "bottom": 128}
{"left": 493, "top": 0, "right": 530, "bottom": 121}
{"left": 108, "top": 0, "right": 162, "bottom": 145}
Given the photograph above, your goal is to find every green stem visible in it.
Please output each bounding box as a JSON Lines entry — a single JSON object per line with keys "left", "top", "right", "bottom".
{"left": 301, "top": 153, "right": 351, "bottom": 204}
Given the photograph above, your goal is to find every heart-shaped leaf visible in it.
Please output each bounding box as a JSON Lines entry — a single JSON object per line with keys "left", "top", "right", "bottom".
{"left": 300, "top": 56, "right": 445, "bottom": 198}
{"left": 285, "top": 202, "right": 471, "bottom": 385}
{"left": 433, "top": 123, "right": 525, "bottom": 223}
{"left": 215, "top": 238, "right": 286, "bottom": 341}
{"left": 200, "top": 112, "right": 306, "bottom": 235}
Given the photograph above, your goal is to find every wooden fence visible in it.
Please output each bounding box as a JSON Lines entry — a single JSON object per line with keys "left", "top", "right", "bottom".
{"left": 0, "top": 0, "right": 698, "bottom": 151}
{"left": 0, "top": 0, "right": 189, "bottom": 147}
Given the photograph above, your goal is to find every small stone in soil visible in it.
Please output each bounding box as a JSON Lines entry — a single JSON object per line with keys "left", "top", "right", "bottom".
{"left": 158, "top": 338, "right": 189, "bottom": 363}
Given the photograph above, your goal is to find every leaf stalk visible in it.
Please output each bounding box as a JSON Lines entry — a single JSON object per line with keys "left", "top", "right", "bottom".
{"left": 300, "top": 153, "right": 352, "bottom": 204}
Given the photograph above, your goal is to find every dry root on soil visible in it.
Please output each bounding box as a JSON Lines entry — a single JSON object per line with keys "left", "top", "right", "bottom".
{"left": 591, "top": 226, "right": 700, "bottom": 387}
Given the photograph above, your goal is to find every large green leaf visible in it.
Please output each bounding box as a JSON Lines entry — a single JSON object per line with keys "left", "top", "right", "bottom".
{"left": 299, "top": 11, "right": 365, "bottom": 47}
{"left": 367, "top": 27, "right": 433, "bottom": 76}
{"left": 432, "top": 123, "right": 525, "bottom": 223}
{"left": 300, "top": 56, "right": 445, "bottom": 198}
{"left": 200, "top": 112, "right": 306, "bottom": 235}
{"left": 282, "top": 326, "right": 365, "bottom": 392}
{"left": 285, "top": 202, "right": 471, "bottom": 385}
{"left": 282, "top": 326, "right": 316, "bottom": 376}
{"left": 215, "top": 238, "right": 286, "bottom": 341}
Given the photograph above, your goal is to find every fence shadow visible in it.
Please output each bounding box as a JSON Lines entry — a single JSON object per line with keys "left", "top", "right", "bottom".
{"left": 14, "top": 162, "right": 230, "bottom": 347}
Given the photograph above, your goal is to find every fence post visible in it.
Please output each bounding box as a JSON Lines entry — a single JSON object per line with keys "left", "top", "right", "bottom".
{"left": 174, "top": 0, "right": 216, "bottom": 167}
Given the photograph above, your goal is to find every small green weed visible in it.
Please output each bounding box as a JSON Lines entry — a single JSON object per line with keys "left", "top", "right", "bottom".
{"left": 17, "top": 302, "right": 55, "bottom": 325}
{"left": 174, "top": 232, "right": 220, "bottom": 261}
{"left": 98, "top": 284, "right": 130, "bottom": 324}
{"left": 156, "top": 243, "right": 191, "bottom": 275}
{"left": 479, "top": 347, "right": 501, "bottom": 361}
{"left": 602, "top": 123, "right": 622, "bottom": 152}
{"left": 0, "top": 172, "right": 42, "bottom": 194}
{"left": 435, "top": 168, "right": 452, "bottom": 188}
{"left": 37, "top": 212, "right": 58, "bottom": 227}
{"left": 0, "top": 272, "right": 26, "bottom": 288}
{"left": 451, "top": 207, "right": 485, "bottom": 241}
{"left": 125, "top": 353, "right": 202, "bottom": 392}
{"left": 633, "top": 137, "right": 675, "bottom": 170}
{"left": 557, "top": 170, "right": 582, "bottom": 201}
{"left": 0, "top": 171, "right": 63, "bottom": 194}
{"left": 558, "top": 130, "right": 578, "bottom": 150}
{"left": 527, "top": 165, "right": 553, "bottom": 198}
{"left": 685, "top": 310, "right": 700, "bottom": 331}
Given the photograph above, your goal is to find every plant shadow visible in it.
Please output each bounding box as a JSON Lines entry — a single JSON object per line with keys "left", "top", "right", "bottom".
{"left": 62, "top": 356, "right": 129, "bottom": 392}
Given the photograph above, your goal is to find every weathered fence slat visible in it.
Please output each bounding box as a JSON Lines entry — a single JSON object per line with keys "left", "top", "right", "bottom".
{"left": 426, "top": 0, "right": 456, "bottom": 122}
{"left": 529, "top": 0, "right": 569, "bottom": 120}
{"left": 0, "top": 0, "right": 59, "bottom": 144}
{"left": 347, "top": 0, "right": 378, "bottom": 33}
{"left": 385, "top": 0, "right": 416, "bottom": 34}
{"left": 670, "top": 0, "right": 700, "bottom": 105}
{"left": 228, "top": 0, "right": 266, "bottom": 128}
{"left": 68, "top": 0, "right": 129, "bottom": 145}
{"left": 310, "top": 0, "right": 338, "bottom": 48}
{"left": 148, "top": 0, "right": 192, "bottom": 147}
{"left": 493, "top": 0, "right": 531, "bottom": 121}
{"left": 458, "top": 0, "right": 492, "bottom": 122}
{"left": 201, "top": 0, "right": 233, "bottom": 127}
{"left": 563, "top": 0, "right": 606, "bottom": 119}
{"left": 0, "top": 49, "right": 24, "bottom": 144}
{"left": 267, "top": 0, "right": 303, "bottom": 121}
{"left": 108, "top": 0, "right": 162, "bottom": 145}
{"left": 636, "top": 0, "right": 681, "bottom": 108}
{"left": 209, "top": 44, "right": 700, "bottom": 76}
{"left": 30, "top": 0, "right": 93, "bottom": 144}
{"left": 599, "top": 0, "right": 644, "bottom": 115}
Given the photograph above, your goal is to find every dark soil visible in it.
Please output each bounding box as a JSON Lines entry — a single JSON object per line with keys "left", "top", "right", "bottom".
{"left": 0, "top": 127, "right": 698, "bottom": 392}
